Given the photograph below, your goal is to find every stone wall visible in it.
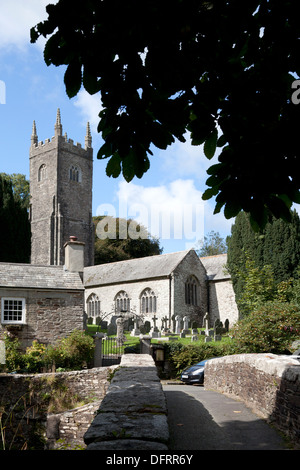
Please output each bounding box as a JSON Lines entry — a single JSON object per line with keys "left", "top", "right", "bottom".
{"left": 0, "top": 366, "right": 116, "bottom": 449}
{"left": 204, "top": 353, "right": 300, "bottom": 446}
{"left": 208, "top": 279, "right": 239, "bottom": 327}
{"left": 84, "top": 354, "right": 169, "bottom": 450}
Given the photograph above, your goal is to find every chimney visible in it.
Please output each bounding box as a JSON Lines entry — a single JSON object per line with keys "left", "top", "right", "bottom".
{"left": 64, "top": 236, "right": 85, "bottom": 277}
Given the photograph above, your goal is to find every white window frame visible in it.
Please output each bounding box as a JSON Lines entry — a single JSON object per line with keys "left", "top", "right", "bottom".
{"left": 1, "top": 297, "right": 26, "bottom": 324}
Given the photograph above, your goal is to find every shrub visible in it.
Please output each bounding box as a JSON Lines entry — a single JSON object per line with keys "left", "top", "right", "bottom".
{"left": 168, "top": 342, "right": 238, "bottom": 376}
{"left": 44, "top": 330, "right": 95, "bottom": 370}
{"left": 3, "top": 334, "right": 25, "bottom": 372}
{"left": 24, "top": 341, "right": 47, "bottom": 373}
{"left": 2, "top": 330, "right": 95, "bottom": 373}
{"left": 230, "top": 301, "right": 300, "bottom": 353}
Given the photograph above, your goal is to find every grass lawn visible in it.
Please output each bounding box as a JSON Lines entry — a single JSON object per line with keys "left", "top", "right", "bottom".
{"left": 86, "top": 325, "right": 232, "bottom": 348}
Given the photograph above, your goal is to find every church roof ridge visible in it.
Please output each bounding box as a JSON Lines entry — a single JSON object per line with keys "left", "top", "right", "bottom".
{"left": 199, "top": 253, "right": 227, "bottom": 259}
{"left": 84, "top": 249, "right": 193, "bottom": 287}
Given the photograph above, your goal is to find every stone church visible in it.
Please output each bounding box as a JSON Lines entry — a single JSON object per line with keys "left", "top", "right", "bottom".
{"left": 0, "top": 110, "right": 239, "bottom": 350}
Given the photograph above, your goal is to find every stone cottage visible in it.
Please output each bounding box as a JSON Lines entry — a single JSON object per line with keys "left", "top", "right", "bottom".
{"left": 0, "top": 239, "right": 85, "bottom": 351}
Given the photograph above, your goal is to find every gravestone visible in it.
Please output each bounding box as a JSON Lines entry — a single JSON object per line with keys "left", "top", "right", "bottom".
{"left": 130, "top": 316, "right": 141, "bottom": 336}
{"left": 116, "top": 317, "right": 126, "bottom": 344}
{"left": 182, "top": 316, "right": 190, "bottom": 334}
{"left": 175, "top": 315, "right": 181, "bottom": 334}
{"left": 0, "top": 340, "right": 5, "bottom": 365}
{"left": 150, "top": 314, "right": 160, "bottom": 338}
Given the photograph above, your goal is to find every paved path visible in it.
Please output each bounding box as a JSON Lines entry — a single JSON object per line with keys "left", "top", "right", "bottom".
{"left": 162, "top": 384, "right": 291, "bottom": 450}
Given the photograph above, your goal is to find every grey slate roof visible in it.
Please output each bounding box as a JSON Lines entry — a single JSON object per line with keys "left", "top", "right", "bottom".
{"left": 84, "top": 250, "right": 190, "bottom": 287}
{"left": 200, "top": 254, "right": 230, "bottom": 281}
{"left": 0, "top": 263, "right": 84, "bottom": 290}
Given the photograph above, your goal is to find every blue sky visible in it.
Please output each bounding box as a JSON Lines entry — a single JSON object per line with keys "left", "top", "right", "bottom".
{"left": 0, "top": 0, "right": 235, "bottom": 254}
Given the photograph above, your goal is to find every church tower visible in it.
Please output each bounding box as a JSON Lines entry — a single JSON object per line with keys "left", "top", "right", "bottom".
{"left": 29, "top": 109, "right": 94, "bottom": 267}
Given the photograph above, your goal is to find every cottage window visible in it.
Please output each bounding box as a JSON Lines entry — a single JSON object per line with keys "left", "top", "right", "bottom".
{"left": 69, "top": 165, "right": 81, "bottom": 182}
{"left": 141, "top": 288, "right": 157, "bottom": 314}
{"left": 1, "top": 298, "right": 26, "bottom": 324}
{"left": 115, "top": 291, "right": 130, "bottom": 313}
{"left": 185, "top": 276, "right": 199, "bottom": 306}
{"left": 87, "top": 293, "right": 101, "bottom": 318}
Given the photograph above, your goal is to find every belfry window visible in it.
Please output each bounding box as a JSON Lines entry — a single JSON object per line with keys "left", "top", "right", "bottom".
{"left": 38, "top": 164, "right": 47, "bottom": 182}
{"left": 87, "top": 293, "right": 101, "bottom": 319}
{"left": 69, "top": 165, "right": 81, "bottom": 182}
{"left": 141, "top": 288, "right": 157, "bottom": 314}
{"left": 185, "top": 276, "right": 199, "bottom": 306}
{"left": 115, "top": 291, "right": 130, "bottom": 313}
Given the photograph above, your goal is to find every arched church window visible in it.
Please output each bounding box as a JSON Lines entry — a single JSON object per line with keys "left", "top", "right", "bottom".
{"left": 87, "top": 293, "right": 101, "bottom": 318}
{"left": 69, "top": 165, "right": 81, "bottom": 182}
{"left": 115, "top": 291, "right": 130, "bottom": 313}
{"left": 185, "top": 275, "right": 199, "bottom": 306}
{"left": 140, "top": 288, "right": 157, "bottom": 314}
{"left": 38, "top": 164, "right": 47, "bottom": 182}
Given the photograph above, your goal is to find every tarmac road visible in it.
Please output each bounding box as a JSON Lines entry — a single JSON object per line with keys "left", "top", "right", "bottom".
{"left": 162, "top": 383, "right": 291, "bottom": 450}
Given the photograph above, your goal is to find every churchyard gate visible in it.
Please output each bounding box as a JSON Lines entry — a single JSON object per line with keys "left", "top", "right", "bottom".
{"left": 101, "top": 337, "right": 123, "bottom": 366}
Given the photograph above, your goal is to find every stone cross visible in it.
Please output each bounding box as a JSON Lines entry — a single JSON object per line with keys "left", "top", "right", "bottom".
{"left": 152, "top": 314, "right": 158, "bottom": 329}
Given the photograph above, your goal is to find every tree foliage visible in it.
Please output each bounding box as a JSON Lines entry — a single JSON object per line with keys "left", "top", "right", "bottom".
{"left": 227, "top": 210, "right": 300, "bottom": 304}
{"left": 31, "top": 0, "right": 300, "bottom": 230}
{"left": 93, "top": 216, "right": 162, "bottom": 264}
{"left": 196, "top": 230, "right": 227, "bottom": 257}
{"left": 230, "top": 301, "right": 300, "bottom": 353}
{"left": 0, "top": 174, "right": 31, "bottom": 263}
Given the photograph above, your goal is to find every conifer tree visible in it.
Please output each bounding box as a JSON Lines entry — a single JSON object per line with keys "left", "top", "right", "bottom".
{"left": 227, "top": 210, "right": 300, "bottom": 304}
{"left": 0, "top": 174, "right": 31, "bottom": 263}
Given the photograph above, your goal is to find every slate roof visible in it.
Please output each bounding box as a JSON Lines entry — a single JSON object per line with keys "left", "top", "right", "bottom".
{"left": 84, "top": 250, "right": 191, "bottom": 287}
{"left": 0, "top": 263, "right": 84, "bottom": 290}
{"left": 199, "top": 254, "right": 230, "bottom": 281}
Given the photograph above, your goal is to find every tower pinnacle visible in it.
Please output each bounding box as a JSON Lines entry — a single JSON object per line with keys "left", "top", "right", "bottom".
{"left": 85, "top": 122, "right": 92, "bottom": 149}
{"left": 31, "top": 120, "right": 38, "bottom": 146}
{"left": 54, "top": 108, "right": 63, "bottom": 136}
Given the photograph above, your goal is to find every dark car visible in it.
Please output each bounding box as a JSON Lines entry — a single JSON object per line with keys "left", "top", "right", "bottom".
{"left": 180, "top": 358, "right": 216, "bottom": 385}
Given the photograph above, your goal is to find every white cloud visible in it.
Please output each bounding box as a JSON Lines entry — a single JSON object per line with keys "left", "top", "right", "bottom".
{"left": 95, "top": 179, "right": 206, "bottom": 249}
{"left": 0, "top": 1, "right": 55, "bottom": 52}
{"left": 73, "top": 89, "right": 103, "bottom": 134}
{"left": 157, "top": 132, "right": 221, "bottom": 186}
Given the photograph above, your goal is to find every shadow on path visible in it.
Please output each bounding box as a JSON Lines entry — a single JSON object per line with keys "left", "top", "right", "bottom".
{"left": 163, "top": 385, "right": 290, "bottom": 450}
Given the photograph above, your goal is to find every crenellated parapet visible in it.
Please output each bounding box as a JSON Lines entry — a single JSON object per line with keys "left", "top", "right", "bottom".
{"left": 30, "top": 108, "right": 92, "bottom": 158}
